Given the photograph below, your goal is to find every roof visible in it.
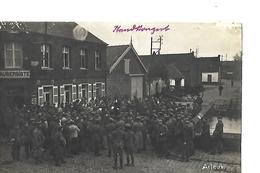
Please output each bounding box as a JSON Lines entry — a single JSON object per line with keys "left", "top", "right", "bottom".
{"left": 106, "top": 44, "right": 148, "bottom": 73}
{"left": 198, "top": 56, "right": 220, "bottom": 72}
{"left": 0, "top": 22, "right": 107, "bottom": 45}
{"left": 166, "top": 63, "right": 184, "bottom": 79}
{"left": 106, "top": 45, "right": 129, "bottom": 68}
{"left": 140, "top": 53, "right": 195, "bottom": 72}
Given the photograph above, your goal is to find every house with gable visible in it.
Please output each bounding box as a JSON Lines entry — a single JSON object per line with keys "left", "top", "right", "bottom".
{"left": 106, "top": 41, "right": 147, "bottom": 100}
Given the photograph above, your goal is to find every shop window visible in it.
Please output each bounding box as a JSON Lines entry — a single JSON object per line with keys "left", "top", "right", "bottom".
{"left": 4, "top": 43, "right": 23, "bottom": 68}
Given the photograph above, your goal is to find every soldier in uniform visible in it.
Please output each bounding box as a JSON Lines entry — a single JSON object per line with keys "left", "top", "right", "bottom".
{"left": 22, "top": 121, "right": 32, "bottom": 159}
{"left": 91, "top": 116, "right": 103, "bottom": 156}
{"left": 51, "top": 126, "right": 66, "bottom": 166}
{"left": 181, "top": 122, "right": 190, "bottom": 162}
{"left": 124, "top": 123, "right": 135, "bottom": 166}
{"left": 105, "top": 118, "right": 116, "bottom": 157}
{"left": 32, "top": 122, "right": 45, "bottom": 164}
{"left": 201, "top": 118, "right": 210, "bottom": 152}
{"left": 111, "top": 121, "right": 125, "bottom": 169}
{"left": 156, "top": 119, "right": 169, "bottom": 157}
{"left": 9, "top": 125, "right": 22, "bottom": 161}
{"left": 211, "top": 116, "right": 224, "bottom": 154}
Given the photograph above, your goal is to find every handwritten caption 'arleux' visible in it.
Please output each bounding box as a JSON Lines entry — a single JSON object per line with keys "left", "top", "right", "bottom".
{"left": 113, "top": 24, "right": 170, "bottom": 34}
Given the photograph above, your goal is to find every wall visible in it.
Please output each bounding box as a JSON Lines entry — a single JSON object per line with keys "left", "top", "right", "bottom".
{"left": 106, "top": 74, "right": 131, "bottom": 98}
{"left": 202, "top": 72, "right": 219, "bottom": 83}
{"left": 0, "top": 31, "right": 107, "bottom": 106}
{"left": 147, "top": 78, "right": 166, "bottom": 96}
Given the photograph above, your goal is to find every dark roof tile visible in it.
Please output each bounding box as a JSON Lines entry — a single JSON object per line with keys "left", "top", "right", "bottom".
{"left": 0, "top": 22, "right": 107, "bottom": 45}
{"left": 106, "top": 45, "right": 129, "bottom": 68}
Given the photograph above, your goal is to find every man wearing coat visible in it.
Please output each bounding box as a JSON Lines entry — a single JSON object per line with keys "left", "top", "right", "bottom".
{"left": 124, "top": 123, "right": 135, "bottom": 166}
{"left": 111, "top": 121, "right": 125, "bottom": 169}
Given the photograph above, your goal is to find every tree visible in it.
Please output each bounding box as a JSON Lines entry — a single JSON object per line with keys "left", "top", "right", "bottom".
{"left": 233, "top": 51, "right": 242, "bottom": 61}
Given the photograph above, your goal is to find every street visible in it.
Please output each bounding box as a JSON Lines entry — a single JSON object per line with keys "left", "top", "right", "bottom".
{"left": 0, "top": 80, "right": 241, "bottom": 173}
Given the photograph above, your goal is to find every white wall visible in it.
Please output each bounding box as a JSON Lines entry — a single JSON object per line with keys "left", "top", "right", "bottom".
{"left": 202, "top": 72, "right": 219, "bottom": 82}
{"left": 148, "top": 78, "right": 166, "bottom": 95}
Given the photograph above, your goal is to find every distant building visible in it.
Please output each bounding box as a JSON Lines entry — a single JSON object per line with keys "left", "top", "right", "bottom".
{"left": 106, "top": 43, "right": 147, "bottom": 100}
{"left": 139, "top": 56, "right": 184, "bottom": 95}
{"left": 0, "top": 22, "right": 107, "bottom": 109}
{"left": 198, "top": 56, "right": 220, "bottom": 84}
{"left": 221, "top": 60, "right": 242, "bottom": 81}
{"left": 140, "top": 52, "right": 200, "bottom": 95}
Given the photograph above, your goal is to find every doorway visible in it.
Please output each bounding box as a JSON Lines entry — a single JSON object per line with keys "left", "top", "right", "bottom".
{"left": 131, "top": 76, "right": 143, "bottom": 100}
{"left": 64, "top": 85, "right": 72, "bottom": 103}
{"left": 207, "top": 74, "right": 212, "bottom": 83}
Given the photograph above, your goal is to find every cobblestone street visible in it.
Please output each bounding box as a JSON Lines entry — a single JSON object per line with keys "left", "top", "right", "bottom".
{"left": 0, "top": 145, "right": 241, "bottom": 173}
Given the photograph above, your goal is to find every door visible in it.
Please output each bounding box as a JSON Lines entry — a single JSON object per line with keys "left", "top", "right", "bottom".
{"left": 208, "top": 74, "right": 212, "bottom": 83}
{"left": 44, "top": 92, "right": 51, "bottom": 104}
{"left": 131, "top": 76, "right": 143, "bottom": 100}
{"left": 65, "top": 90, "right": 70, "bottom": 103}
{"left": 64, "top": 85, "right": 72, "bottom": 103}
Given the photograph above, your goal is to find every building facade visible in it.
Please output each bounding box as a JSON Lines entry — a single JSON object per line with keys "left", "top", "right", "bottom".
{"left": 198, "top": 56, "right": 220, "bottom": 84}
{"left": 106, "top": 43, "right": 147, "bottom": 100}
{"left": 0, "top": 22, "right": 107, "bottom": 109}
{"left": 140, "top": 52, "right": 200, "bottom": 90}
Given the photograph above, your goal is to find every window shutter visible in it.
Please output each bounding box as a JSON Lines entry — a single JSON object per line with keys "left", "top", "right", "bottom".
{"left": 60, "top": 85, "right": 65, "bottom": 106}
{"left": 78, "top": 84, "right": 82, "bottom": 100}
{"left": 72, "top": 85, "right": 77, "bottom": 102}
{"left": 101, "top": 83, "right": 105, "bottom": 97}
{"left": 88, "top": 83, "right": 92, "bottom": 102}
{"left": 53, "top": 86, "right": 58, "bottom": 107}
{"left": 38, "top": 87, "right": 44, "bottom": 106}
{"left": 93, "top": 83, "right": 97, "bottom": 100}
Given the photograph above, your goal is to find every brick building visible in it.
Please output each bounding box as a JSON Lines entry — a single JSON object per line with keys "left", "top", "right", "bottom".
{"left": 106, "top": 43, "right": 147, "bottom": 100}
{"left": 140, "top": 56, "right": 184, "bottom": 95}
{"left": 197, "top": 56, "right": 220, "bottom": 84}
{"left": 140, "top": 52, "right": 200, "bottom": 91}
{"left": 0, "top": 22, "right": 107, "bottom": 109}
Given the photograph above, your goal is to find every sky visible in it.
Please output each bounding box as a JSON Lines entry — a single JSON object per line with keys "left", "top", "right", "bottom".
{"left": 78, "top": 22, "right": 242, "bottom": 61}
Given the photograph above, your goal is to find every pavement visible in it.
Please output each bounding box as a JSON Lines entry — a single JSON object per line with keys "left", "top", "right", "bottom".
{"left": 0, "top": 146, "right": 241, "bottom": 173}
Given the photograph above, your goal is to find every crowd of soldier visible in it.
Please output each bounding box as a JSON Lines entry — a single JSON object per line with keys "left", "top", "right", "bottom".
{"left": 2, "top": 93, "right": 224, "bottom": 169}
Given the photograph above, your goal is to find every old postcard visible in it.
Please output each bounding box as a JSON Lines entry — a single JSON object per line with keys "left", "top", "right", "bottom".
{"left": 0, "top": 21, "right": 242, "bottom": 173}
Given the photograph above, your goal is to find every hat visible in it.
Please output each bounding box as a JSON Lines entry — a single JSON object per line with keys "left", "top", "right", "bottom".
{"left": 125, "top": 123, "right": 131, "bottom": 128}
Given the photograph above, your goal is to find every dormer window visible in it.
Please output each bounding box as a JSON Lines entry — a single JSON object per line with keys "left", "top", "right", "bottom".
{"left": 4, "top": 43, "right": 23, "bottom": 68}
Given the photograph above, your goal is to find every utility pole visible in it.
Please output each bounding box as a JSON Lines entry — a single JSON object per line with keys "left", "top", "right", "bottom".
{"left": 150, "top": 35, "right": 163, "bottom": 55}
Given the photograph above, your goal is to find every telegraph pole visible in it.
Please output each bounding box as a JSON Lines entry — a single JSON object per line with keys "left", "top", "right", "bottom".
{"left": 150, "top": 35, "right": 163, "bottom": 55}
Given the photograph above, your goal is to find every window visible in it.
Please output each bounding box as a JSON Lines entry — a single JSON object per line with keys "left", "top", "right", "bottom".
{"left": 94, "top": 51, "right": 101, "bottom": 70}
{"left": 4, "top": 43, "right": 23, "bottom": 68}
{"left": 124, "top": 59, "right": 130, "bottom": 74}
{"left": 80, "top": 49, "right": 88, "bottom": 69}
{"left": 95, "top": 82, "right": 105, "bottom": 98}
{"left": 41, "top": 44, "right": 50, "bottom": 68}
{"left": 62, "top": 46, "right": 70, "bottom": 68}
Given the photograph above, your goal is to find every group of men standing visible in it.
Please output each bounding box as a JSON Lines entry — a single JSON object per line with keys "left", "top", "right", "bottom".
{"left": 4, "top": 92, "right": 223, "bottom": 168}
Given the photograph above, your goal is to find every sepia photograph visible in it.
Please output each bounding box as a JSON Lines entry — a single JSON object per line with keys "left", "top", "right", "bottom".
{"left": 0, "top": 21, "right": 242, "bottom": 173}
